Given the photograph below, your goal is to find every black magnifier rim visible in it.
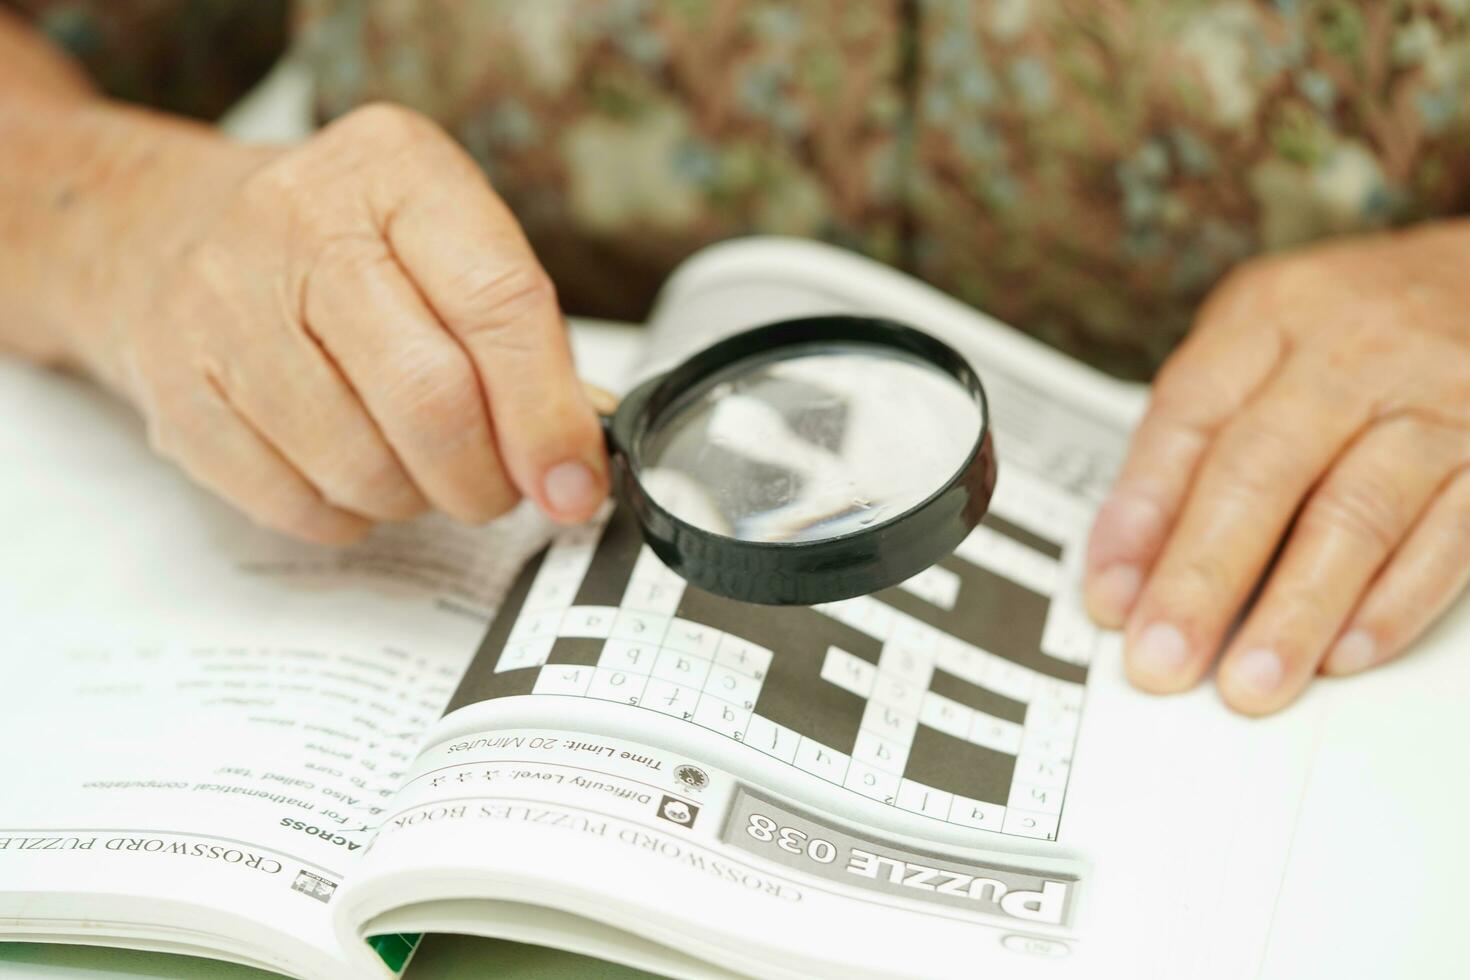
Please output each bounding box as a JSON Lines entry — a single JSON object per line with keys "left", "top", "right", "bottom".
{"left": 605, "top": 314, "right": 997, "bottom": 606}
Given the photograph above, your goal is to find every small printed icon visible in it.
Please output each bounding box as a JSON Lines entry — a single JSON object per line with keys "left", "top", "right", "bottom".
{"left": 1001, "top": 934, "right": 1070, "bottom": 958}
{"left": 656, "top": 795, "right": 699, "bottom": 828}
{"left": 674, "top": 765, "right": 709, "bottom": 790}
{"left": 291, "top": 870, "right": 338, "bottom": 904}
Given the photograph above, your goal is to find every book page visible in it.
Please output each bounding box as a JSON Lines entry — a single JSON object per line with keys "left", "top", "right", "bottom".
{"left": 0, "top": 361, "right": 551, "bottom": 978}
{"left": 334, "top": 240, "right": 1322, "bottom": 978}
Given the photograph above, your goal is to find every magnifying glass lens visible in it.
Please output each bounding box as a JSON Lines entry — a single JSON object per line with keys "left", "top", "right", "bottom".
{"left": 634, "top": 344, "right": 984, "bottom": 545}
{"left": 604, "top": 316, "right": 996, "bottom": 605}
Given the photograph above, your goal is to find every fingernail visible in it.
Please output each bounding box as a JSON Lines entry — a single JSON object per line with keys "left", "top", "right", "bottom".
{"left": 1326, "top": 629, "right": 1377, "bottom": 675}
{"left": 543, "top": 460, "right": 600, "bottom": 519}
{"left": 1227, "top": 647, "right": 1285, "bottom": 698}
{"left": 1086, "top": 564, "right": 1142, "bottom": 626}
{"left": 1131, "top": 622, "right": 1190, "bottom": 681}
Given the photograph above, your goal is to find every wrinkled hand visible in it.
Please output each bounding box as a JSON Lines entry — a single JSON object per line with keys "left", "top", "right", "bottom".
{"left": 1085, "top": 222, "right": 1470, "bottom": 714}
{"left": 109, "top": 104, "right": 607, "bottom": 543}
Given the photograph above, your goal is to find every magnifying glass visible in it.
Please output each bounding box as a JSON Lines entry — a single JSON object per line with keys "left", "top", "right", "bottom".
{"left": 601, "top": 315, "right": 997, "bottom": 605}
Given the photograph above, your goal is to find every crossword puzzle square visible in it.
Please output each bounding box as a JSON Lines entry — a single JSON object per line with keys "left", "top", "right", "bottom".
{"left": 533, "top": 665, "right": 594, "bottom": 697}
{"left": 1024, "top": 702, "right": 1083, "bottom": 739}
{"left": 1015, "top": 753, "right": 1070, "bottom": 790}
{"left": 523, "top": 575, "right": 578, "bottom": 612}
{"left": 651, "top": 648, "right": 712, "bottom": 689}
{"left": 546, "top": 637, "right": 604, "bottom": 667}
{"left": 587, "top": 667, "right": 648, "bottom": 706}
{"left": 745, "top": 714, "right": 800, "bottom": 764}
{"left": 1008, "top": 781, "right": 1062, "bottom": 816}
{"left": 1003, "top": 808, "right": 1059, "bottom": 840}
{"left": 984, "top": 657, "right": 1038, "bottom": 704}
{"left": 642, "top": 677, "right": 700, "bottom": 719}
{"left": 611, "top": 609, "right": 672, "bottom": 644}
{"left": 860, "top": 699, "right": 918, "bottom": 745}
{"left": 876, "top": 640, "right": 935, "bottom": 688}
{"left": 494, "top": 636, "right": 554, "bottom": 674}
{"left": 507, "top": 608, "right": 561, "bottom": 642}
{"left": 870, "top": 673, "right": 925, "bottom": 717}
{"left": 852, "top": 728, "right": 909, "bottom": 776}
{"left": 1021, "top": 729, "right": 1074, "bottom": 763}
{"left": 947, "top": 794, "right": 1006, "bottom": 832}
{"left": 844, "top": 759, "right": 900, "bottom": 803}
{"left": 918, "top": 690, "right": 974, "bottom": 740}
{"left": 560, "top": 606, "right": 617, "bottom": 638}
{"left": 966, "top": 712, "right": 1024, "bottom": 756}
{"left": 692, "top": 694, "right": 751, "bottom": 740}
{"left": 905, "top": 725, "right": 1017, "bottom": 806}
{"left": 820, "top": 646, "right": 876, "bottom": 698}
{"left": 662, "top": 618, "right": 723, "bottom": 659}
{"left": 621, "top": 578, "right": 681, "bottom": 616}
{"left": 599, "top": 638, "right": 658, "bottom": 675}
{"left": 897, "top": 778, "right": 953, "bottom": 820}
{"left": 705, "top": 663, "right": 762, "bottom": 711}
{"left": 1034, "top": 677, "right": 1086, "bottom": 710}
{"left": 714, "top": 634, "right": 772, "bottom": 679}
{"left": 896, "top": 565, "right": 961, "bottom": 610}
{"left": 793, "top": 737, "right": 850, "bottom": 786}
{"left": 814, "top": 596, "right": 895, "bottom": 639}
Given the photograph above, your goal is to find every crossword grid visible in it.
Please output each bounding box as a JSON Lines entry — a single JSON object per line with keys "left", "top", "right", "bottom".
{"left": 489, "top": 469, "right": 1099, "bottom": 842}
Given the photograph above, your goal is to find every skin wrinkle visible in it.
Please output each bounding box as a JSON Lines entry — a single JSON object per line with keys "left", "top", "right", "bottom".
{"left": 201, "top": 367, "right": 364, "bottom": 541}
{"left": 1328, "top": 465, "right": 1470, "bottom": 673}
{"left": 294, "top": 235, "right": 434, "bottom": 514}
{"left": 364, "top": 161, "right": 528, "bottom": 504}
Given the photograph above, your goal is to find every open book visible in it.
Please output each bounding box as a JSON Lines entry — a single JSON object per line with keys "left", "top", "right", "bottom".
{"left": 0, "top": 239, "right": 1367, "bottom": 978}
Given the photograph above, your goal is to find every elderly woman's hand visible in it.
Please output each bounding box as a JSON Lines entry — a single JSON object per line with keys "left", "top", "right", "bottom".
{"left": 72, "top": 104, "right": 608, "bottom": 543}
{"left": 1085, "top": 222, "right": 1470, "bottom": 715}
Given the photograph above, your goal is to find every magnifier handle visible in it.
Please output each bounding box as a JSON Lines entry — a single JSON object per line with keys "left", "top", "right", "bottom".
{"left": 581, "top": 379, "right": 622, "bottom": 454}
{"left": 581, "top": 380, "right": 620, "bottom": 414}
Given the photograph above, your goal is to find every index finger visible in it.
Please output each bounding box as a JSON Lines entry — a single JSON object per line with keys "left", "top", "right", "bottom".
{"left": 374, "top": 114, "right": 608, "bottom": 524}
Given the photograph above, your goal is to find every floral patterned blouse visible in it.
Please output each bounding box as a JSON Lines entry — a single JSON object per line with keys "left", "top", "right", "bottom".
{"left": 10, "top": 0, "right": 1470, "bottom": 377}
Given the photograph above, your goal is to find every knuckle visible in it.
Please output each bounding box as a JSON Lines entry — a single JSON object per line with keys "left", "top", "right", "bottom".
{"left": 386, "top": 343, "right": 485, "bottom": 438}
{"left": 238, "top": 153, "right": 352, "bottom": 245}
{"left": 445, "top": 264, "right": 557, "bottom": 343}
{"left": 1167, "top": 553, "right": 1233, "bottom": 608}
{"left": 405, "top": 385, "right": 485, "bottom": 444}
{"left": 301, "top": 233, "right": 395, "bottom": 310}
{"left": 378, "top": 348, "right": 524, "bottom": 524}
{"left": 1207, "top": 418, "right": 1303, "bottom": 501}
{"left": 1150, "top": 363, "right": 1234, "bottom": 431}
{"left": 1303, "top": 473, "right": 1405, "bottom": 554}
{"left": 238, "top": 150, "right": 313, "bottom": 209}
{"left": 336, "top": 101, "right": 435, "bottom": 147}
{"left": 1267, "top": 583, "right": 1337, "bottom": 636}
